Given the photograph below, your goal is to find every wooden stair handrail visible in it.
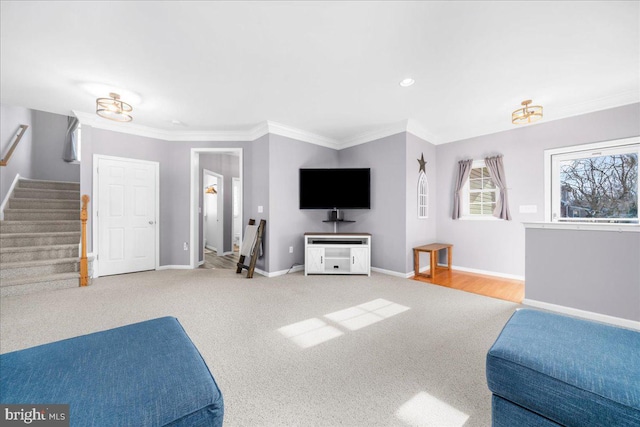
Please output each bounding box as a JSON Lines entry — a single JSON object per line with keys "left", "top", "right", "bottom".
{"left": 80, "top": 194, "right": 90, "bottom": 286}
{"left": 0, "top": 124, "right": 29, "bottom": 166}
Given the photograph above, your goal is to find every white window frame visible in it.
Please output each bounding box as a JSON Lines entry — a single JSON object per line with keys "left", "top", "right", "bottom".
{"left": 418, "top": 171, "right": 428, "bottom": 219}
{"left": 544, "top": 136, "right": 640, "bottom": 223}
{"left": 460, "top": 159, "right": 500, "bottom": 220}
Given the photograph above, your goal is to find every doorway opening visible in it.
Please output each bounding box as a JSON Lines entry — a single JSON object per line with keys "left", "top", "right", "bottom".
{"left": 190, "top": 148, "right": 243, "bottom": 269}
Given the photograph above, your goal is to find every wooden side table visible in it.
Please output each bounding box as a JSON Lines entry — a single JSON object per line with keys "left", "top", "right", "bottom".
{"left": 413, "top": 243, "right": 453, "bottom": 279}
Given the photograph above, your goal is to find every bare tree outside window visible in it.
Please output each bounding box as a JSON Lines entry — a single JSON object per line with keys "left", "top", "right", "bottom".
{"left": 559, "top": 153, "right": 638, "bottom": 222}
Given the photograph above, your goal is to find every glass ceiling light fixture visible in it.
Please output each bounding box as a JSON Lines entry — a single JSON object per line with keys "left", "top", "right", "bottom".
{"left": 512, "top": 99, "right": 543, "bottom": 125}
{"left": 96, "top": 92, "right": 133, "bottom": 122}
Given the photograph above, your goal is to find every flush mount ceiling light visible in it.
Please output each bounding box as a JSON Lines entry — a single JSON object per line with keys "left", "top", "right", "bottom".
{"left": 512, "top": 99, "right": 543, "bottom": 125}
{"left": 96, "top": 93, "right": 133, "bottom": 122}
{"left": 399, "top": 78, "right": 415, "bottom": 87}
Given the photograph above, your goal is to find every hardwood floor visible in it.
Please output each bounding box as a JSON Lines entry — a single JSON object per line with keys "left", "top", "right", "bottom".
{"left": 201, "top": 249, "right": 239, "bottom": 270}
{"left": 412, "top": 268, "right": 524, "bottom": 303}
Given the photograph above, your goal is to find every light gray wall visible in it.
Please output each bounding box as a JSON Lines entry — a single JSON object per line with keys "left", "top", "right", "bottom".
{"left": 250, "top": 134, "right": 270, "bottom": 272}
{"left": 80, "top": 125, "right": 252, "bottom": 267}
{"left": 32, "top": 110, "right": 79, "bottom": 183}
{"left": 339, "top": 133, "right": 407, "bottom": 273}
{"left": 405, "top": 133, "right": 438, "bottom": 274}
{"left": 198, "top": 153, "right": 240, "bottom": 260}
{"left": 1, "top": 104, "right": 34, "bottom": 203}
{"left": 268, "top": 133, "right": 338, "bottom": 273}
{"left": 435, "top": 103, "right": 640, "bottom": 278}
{"left": 525, "top": 228, "right": 640, "bottom": 322}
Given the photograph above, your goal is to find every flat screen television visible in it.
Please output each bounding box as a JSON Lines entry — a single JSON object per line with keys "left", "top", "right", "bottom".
{"left": 299, "top": 168, "right": 370, "bottom": 209}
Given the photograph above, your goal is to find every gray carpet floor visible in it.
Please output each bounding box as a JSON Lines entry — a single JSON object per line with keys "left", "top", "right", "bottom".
{"left": 0, "top": 269, "right": 519, "bottom": 427}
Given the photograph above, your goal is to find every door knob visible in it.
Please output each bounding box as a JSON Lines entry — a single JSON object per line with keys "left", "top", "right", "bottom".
{"left": 149, "top": 221, "right": 154, "bottom": 225}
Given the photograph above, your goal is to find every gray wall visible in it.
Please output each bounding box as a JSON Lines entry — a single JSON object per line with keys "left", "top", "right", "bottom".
{"left": 32, "top": 110, "right": 79, "bottom": 183}
{"left": 435, "top": 103, "right": 640, "bottom": 278}
{"left": 80, "top": 125, "right": 252, "bottom": 267}
{"left": 268, "top": 133, "right": 338, "bottom": 272}
{"left": 339, "top": 133, "right": 407, "bottom": 273}
{"left": 405, "top": 133, "right": 438, "bottom": 273}
{"left": 1, "top": 104, "right": 34, "bottom": 202}
{"left": 249, "top": 134, "right": 270, "bottom": 272}
{"left": 199, "top": 152, "right": 240, "bottom": 260}
{"left": 526, "top": 228, "right": 640, "bottom": 322}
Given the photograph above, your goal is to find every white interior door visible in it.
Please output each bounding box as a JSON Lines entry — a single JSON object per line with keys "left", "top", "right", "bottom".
{"left": 97, "top": 157, "right": 158, "bottom": 276}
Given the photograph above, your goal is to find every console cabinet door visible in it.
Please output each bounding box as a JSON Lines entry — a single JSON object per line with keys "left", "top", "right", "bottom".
{"left": 350, "top": 247, "right": 369, "bottom": 274}
{"left": 306, "top": 247, "right": 325, "bottom": 274}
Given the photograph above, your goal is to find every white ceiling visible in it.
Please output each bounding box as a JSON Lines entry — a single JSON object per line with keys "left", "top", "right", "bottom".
{"left": 1, "top": 1, "right": 638, "bottom": 146}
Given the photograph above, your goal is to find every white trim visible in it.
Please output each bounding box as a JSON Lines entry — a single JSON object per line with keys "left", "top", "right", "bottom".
{"left": 0, "top": 173, "right": 21, "bottom": 220}
{"left": 522, "top": 299, "right": 640, "bottom": 331}
{"left": 93, "top": 154, "right": 160, "bottom": 278}
{"left": 451, "top": 265, "right": 525, "bottom": 281}
{"left": 260, "top": 264, "right": 305, "bottom": 277}
{"left": 190, "top": 148, "right": 243, "bottom": 269}
{"left": 266, "top": 121, "right": 341, "bottom": 149}
{"left": 544, "top": 136, "right": 640, "bottom": 222}
{"left": 371, "top": 267, "right": 409, "bottom": 278}
{"left": 157, "top": 265, "right": 193, "bottom": 270}
{"left": 523, "top": 221, "right": 639, "bottom": 232}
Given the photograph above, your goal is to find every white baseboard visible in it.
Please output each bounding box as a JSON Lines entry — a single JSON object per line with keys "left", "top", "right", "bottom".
{"left": 0, "top": 173, "right": 21, "bottom": 220}
{"left": 258, "top": 265, "right": 304, "bottom": 277}
{"left": 522, "top": 298, "right": 640, "bottom": 331}
{"left": 451, "top": 265, "right": 525, "bottom": 281}
{"left": 157, "top": 265, "right": 192, "bottom": 270}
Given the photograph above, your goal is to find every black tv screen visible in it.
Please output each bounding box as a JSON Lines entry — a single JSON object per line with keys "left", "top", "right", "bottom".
{"left": 299, "top": 168, "right": 371, "bottom": 209}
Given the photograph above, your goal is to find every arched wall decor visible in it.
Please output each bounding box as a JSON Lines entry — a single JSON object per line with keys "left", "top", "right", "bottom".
{"left": 417, "top": 153, "right": 428, "bottom": 219}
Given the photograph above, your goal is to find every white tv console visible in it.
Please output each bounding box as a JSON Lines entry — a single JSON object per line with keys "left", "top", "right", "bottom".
{"left": 304, "top": 233, "right": 371, "bottom": 276}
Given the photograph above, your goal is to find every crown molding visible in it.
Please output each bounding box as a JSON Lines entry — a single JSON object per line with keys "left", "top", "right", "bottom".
{"left": 74, "top": 91, "right": 639, "bottom": 148}
{"left": 74, "top": 111, "right": 267, "bottom": 142}
{"left": 547, "top": 90, "right": 639, "bottom": 122}
{"left": 266, "top": 121, "right": 341, "bottom": 149}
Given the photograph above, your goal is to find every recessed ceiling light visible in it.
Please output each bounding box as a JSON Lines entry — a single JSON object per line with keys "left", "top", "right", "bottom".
{"left": 399, "top": 78, "right": 415, "bottom": 87}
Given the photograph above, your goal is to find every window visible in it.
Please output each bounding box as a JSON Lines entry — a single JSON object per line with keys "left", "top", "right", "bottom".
{"left": 546, "top": 137, "right": 639, "bottom": 224}
{"left": 461, "top": 160, "right": 498, "bottom": 218}
{"left": 418, "top": 171, "right": 428, "bottom": 218}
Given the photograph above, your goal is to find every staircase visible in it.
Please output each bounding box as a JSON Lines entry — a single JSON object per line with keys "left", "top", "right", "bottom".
{"left": 1, "top": 179, "right": 81, "bottom": 296}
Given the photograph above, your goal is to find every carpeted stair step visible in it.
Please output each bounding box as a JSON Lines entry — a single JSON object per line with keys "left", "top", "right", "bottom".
{"left": 0, "top": 244, "right": 79, "bottom": 263}
{"left": 3, "top": 209, "right": 79, "bottom": 221}
{"left": 9, "top": 198, "right": 80, "bottom": 210}
{"left": 0, "top": 220, "right": 80, "bottom": 233}
{"left": 16, "top": 179, "right": 80, "bottom": 191}
{"left": 1, "top": 257, "right": 79, "bottom": 280}
{"left": 0, "top": 273, "right": 79, "bottom": 297}
{"left": 13, "top": 188, "right": 80, "bottom": 200}
{"left": 0, "top": 231, "right": 80, "bottom": 248}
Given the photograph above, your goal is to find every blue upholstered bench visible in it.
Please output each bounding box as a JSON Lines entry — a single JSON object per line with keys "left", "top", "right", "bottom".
{"left": 0, "top": 317, "right": 224, "bottom": 426}
{"left": 487, "top": 308, "right": 640, "bottom": 426}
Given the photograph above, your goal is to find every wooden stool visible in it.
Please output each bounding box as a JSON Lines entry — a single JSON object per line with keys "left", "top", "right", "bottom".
{"left": 413, "top": 243, "right": 453, "bottom": 279}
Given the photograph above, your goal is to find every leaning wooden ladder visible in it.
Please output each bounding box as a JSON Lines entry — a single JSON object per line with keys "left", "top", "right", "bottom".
{"left": 236, "top": 219, "right": 266, "bottom": 278}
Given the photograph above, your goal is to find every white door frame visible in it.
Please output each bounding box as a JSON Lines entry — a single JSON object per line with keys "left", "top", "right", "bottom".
{"left": 202, "top": 169, "right": 224, "bottom": 255}
{"left": 92, "top": 154, "right": 160, "bottom": 277}
{"left": 190, "top": 148, "right": 243, "bottom": 269}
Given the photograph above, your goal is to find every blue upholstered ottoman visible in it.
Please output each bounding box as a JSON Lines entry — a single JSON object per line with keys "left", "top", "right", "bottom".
{"left": 0, "top": 317, "right": 224, "bottom": 426}
{"left": 487, "top": 309, "right": 640, "bottom": 427}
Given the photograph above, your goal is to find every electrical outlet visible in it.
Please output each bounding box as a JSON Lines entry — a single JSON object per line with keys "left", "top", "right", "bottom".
{"left": 289, "top": 246, "right": 293, "bottom": 253}
{"left": 183, "top": 242, "right": 189, "bottom": 251}
{"left": 258, "top": 205, "right": 263, "bottom": 213}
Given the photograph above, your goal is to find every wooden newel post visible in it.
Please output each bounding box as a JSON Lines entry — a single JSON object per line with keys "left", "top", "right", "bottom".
{"left": 80, "top": 195, "right": 90, "bottom": 287}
